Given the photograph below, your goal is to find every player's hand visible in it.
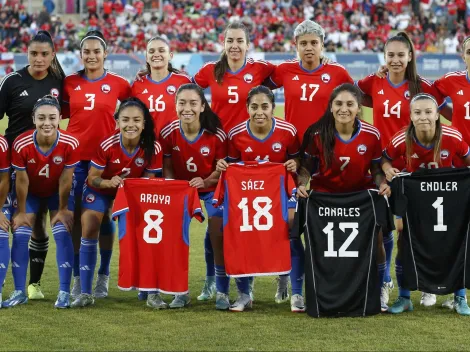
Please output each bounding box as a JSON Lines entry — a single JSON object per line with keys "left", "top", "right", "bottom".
{"left": 378, "top": 183, "right": 391, "bottom": 197}
{"left": 297, "top": 185, "right": 309, "bottom": 198}
{"left": 284, "top": 159, "right": 297, "bottom": 173}
{"left": 134, "top": 68, "right": 149, "bottom": 82}
{"left": 51, "top": 210, "right": 74, "bottom": 233}
{"left": 216, "top": 159, "right": 229, "bottom": 172}
{"left": 189, "top": 177, "right": 205, "bottom": 189}
{"left": 321, "top": 56, "right": 332, "bottom": 65}
{"left": 107, "top": 176, "right": 124, "bottom": 188}
{"left": 0, "top": 211, "right": 10, "bottom": 232}
{"left": 12, "top": 212, "right": 31, "bottom": 230}
{"left": 376, "top": 65, "right": 388, "bottom": 78}
{"left": 384, "top": 167, "right": 400, "bottom": 182}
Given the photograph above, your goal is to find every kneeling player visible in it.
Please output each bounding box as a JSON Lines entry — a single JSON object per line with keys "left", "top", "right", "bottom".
{"left": 383, "top": 93, "right": 470, "bottom": 315}
{"left": 71, "top": 98, "right": 162, "bottom": 308}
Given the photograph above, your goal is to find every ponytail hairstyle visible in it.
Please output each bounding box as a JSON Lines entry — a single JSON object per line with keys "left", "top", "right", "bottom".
{"left": 146, "top": 36, "right": 180, "bottom": 75}
{"left": 176, "top": 83, "right": 222, "bottom": 134}
{"left": 246, "top": 85, "right": 275, "bottom": 109}
{"left": 80, "top": 30, "right": 107, "bottom": 51}
{"left": 384, "top": 32, "right": 421, "bottom": 98}
{"left": 405, "top": 93, "right": 442, "bottom": 169}
{"left": 114, "top": 98, "right": 156, "bottom": 163}
{"left": 300, "top": 83, "right": 363, "bottom": 169}
{"left": 32, "top": 94, "right": 61, "bottom": 117}
{"left": 29, "top": 30, "right": 65, "bottom": 80}
{"left": 214, "top": 22, "right": 250, "bottom": 85}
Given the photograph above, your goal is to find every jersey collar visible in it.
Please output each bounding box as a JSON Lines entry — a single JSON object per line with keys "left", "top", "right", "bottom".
{"left": 227, "top": 59, "right": 247, "bottom": 74}
{"left": 179, "top": 121, "right": 204, "bottom": 144}
{"left": 413, "top": 130, "right": 433, "bottom": 150}
{"left": 299, "top": 61, "right": 323, "bottom": 73}
{"left": 386, "top": 73, "right": 407, "bottom": 88}
{"left": 119, "top": 133, "right": 140, "bottom": 157}
{"left": 33, "top": 130, "right": 60, "bottom": 157}
{"left": 335, "top": 119, "right": 361, "bottom": 144}
{"left": 82, "top": 69, "right": 107, "bottom": 82}
{"left": 146, "top": 72, "right": 172, "bottom": 84}
{"left": 246, "top": 118, "right": 275, "bottom": 143}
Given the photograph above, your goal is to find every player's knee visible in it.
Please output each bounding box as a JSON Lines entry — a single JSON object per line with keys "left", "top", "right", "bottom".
{"left": 99, "top": 219, "right": 116, "bottom": 236}
{"left": 395, "top": 219, "right": 403, "bottom": 233}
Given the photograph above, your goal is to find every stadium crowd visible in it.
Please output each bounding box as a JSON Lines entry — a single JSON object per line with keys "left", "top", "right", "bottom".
{"left": 0, "top": 0, "right": 468, "bottom": 54}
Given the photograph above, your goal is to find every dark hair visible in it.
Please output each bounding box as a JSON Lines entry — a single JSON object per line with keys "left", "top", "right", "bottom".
{"left": 115, "top": 98, "right": 156, "bottom": 163}
{"left": 300, "top": 83, "right": 362, "bottom": 169}
{"left": 32, "top": 94, "right": 61, "bottom": 116}
{"left": 214, "top": 22, "right": 249, "bottom": 84}
{"left": 246, "top": 86, "right": 275, "bottom": 108}
{"left": 462, "top": 36, "right": 470, "bottom": 52}
{"left": 385, "top": 32, "right": 421, "bottom": 98}
{"left": 80, "top": 30, "right": 107, "bottom": 51}
{"left": 145, "top": 36, "right": 180, "bottom": 75}
{"left": 29, "top": 30, "right": 65, "bottom": 80}
{"left": 176, "top": 83, "right": 222, "bottom": 134}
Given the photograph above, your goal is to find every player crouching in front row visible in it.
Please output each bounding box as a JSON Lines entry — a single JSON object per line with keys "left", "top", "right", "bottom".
{"left": 71, "top": 98, "right": 162, "bottom": 308}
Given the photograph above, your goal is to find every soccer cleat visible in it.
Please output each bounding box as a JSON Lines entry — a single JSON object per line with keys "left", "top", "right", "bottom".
{"left": 94, "top": 274, "right": 109, "bottom": 298}
{"left": 381, "top": 280, "right": 394, "bottom": 305}
{"left": 442, "top": 295, "right": 455, "bottom": 310}
{"left": 388, "top": 297, "right": 413, "bottom": 314}
{"left": 146, "top": 293, "right": 168, "bottom": 309}
{"left": 27, "top": 283, "right": 45, "bottom": 300}
{"left": 420, "top": 292, "right": 437, "bottom": 307}
{"left": 216, "top": 292, "right": 230, "bottom": 310}
{"left": 229, "top": 293, "right": 252, "bottom": 312}
{"left": 71, "top": 293, "right": 95, "bottom": 308}
{"left": 454, "top": 296, "right": 470, "bottom": 316}
{"left": 274, "top": 276, "right": 289, "bottom": 304}
{"left": 290, "top": 294, "right": 306, "bottom": 313}
{"left": 169, "top": 294, "right": 190, "bottom": 308}
{"left": 138, "top": 291, "right": 148, "bottom": 301}
{"left": 54, "top": 291, "right": 71, "bottom": 309}
{"left": 71, "top": 276, "right": 81, "bottom": 300}
{"left": 249, "top": 277, "right": 255, "bottom": 301}
{"left": 197, "top": 277, "right": 216, "bottom": 301}
{"left": 2, "top": 290, "right": 28, "bottom": 308}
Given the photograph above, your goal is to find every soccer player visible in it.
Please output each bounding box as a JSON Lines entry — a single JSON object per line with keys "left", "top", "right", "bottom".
{"left": 71, "top": 98, "right": 162, "bottom": 308}
{"left": 0, "top": 135, "right": 10, "bottom": 307}
{"left": 160, "top": 84, "right": 226, "bottom": 309}
{"left": 382, "top": 93, "right": 470, "bottom": 316}
{"left": 0, "top": 30, "right": 65, "bottom": 300}
{"left": 63, "top": 30, "right": 131, "bottom": 300}
{"left": 3, "top": 95, "right": 79, "bottom": 308}
{"left": 296, "top": 83, "right": 391, "bottom": 311}
{"left": 216, "top": 86, "right": 300, "bottom": 312}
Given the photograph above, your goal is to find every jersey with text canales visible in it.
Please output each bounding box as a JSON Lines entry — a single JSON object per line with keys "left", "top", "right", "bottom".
{"left": 270, "top": 61, "right": 354, "bottom": 140}
{"left": 63, "top": 70, "right": 131, "bottom": 161}
{"left": 89, "top": 131, "right": 162, "bottom": 196}
{"left": 130, "top": 73, "right": 191, "bottom": 136}
{"left": 383, "top": 126, "right": 469, "bottom": 171}
{"left": 0, "top": 135, "right": 9, "bottom": 172}
{"left": 227, "top": 118, "right": 300, "bottom": 162}
{"left": 11, "top": 130, "right": 80, "bottom": 197}
{"left": 160, "top": 120, "right": 227, "bottom": 192}
{"left": 213, "top": 162, "right": 295, "bottom": 277}
{"left": 193, "top": 58, "right": 275, "bottom": 132}
{"left": 112, "top": 178, "right": 204, "bottom": 294}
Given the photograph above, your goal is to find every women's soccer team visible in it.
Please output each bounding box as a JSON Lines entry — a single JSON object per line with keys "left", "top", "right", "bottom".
{"left": 0, "top": 19, "right": 469, "bottom": 315}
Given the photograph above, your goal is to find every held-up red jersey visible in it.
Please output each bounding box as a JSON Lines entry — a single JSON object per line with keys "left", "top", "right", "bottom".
{"left": 160, "top": 120, "right": 227, "bottom": 192}
{"left": 0, "top": 135, "right": 9, "bottom": 173}
{"left": 112, "top": 178, "right": 204, "bottom": 294}
{"left": 130, "top": 73, "right": 191, "bottom": 136}
{"left": 89, "top": 131, "right": 162, "bottom": 196}
{"left": 383, "top": 126, "right": 469, "bottom": 171}
{"left": 63, "top": 70, "right": 131, "bottom": 161}
{"left": 270, "top": 60, "right": 354, "bottom": 140}
{"left": 308, "top": 120, "right": 382, "bottom": 193}
{"left": 193, "top": 58, "right": 275, "bottom": 132}
{"left": 11, "top": 130, "right": 80, "bottom": 197}
{"left": 213, "top": 162, "right": 295, "bottom": 277}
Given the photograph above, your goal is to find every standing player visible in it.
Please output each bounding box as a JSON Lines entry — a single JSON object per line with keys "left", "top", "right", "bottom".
{"left": 0, "top": 30, "right": 65, "bottom": 301}
{"left": 216, "top": 86, "right": 300, "bottom": 312}
{"left": 71, "top": 98, "right": 162, "bottom": 308}
{"left": 62, "top": 30, "right": 131, "bottom": 300}
{"left": 160, "top": 84, "right": 226, "bottom": 308}
{"left": 3, "top": 95, "right": 79, "bottom": 308}
{"left": 382, "top": 93, "right": 470, "bottom": 316}
{"left": 0, "top": 135, "right": 10, "bottom": 307}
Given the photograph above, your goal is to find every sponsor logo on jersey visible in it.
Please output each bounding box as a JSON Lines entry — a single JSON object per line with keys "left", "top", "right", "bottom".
{"left": 167, "top": 85, "right": 176, "bottom": 94}
{"left": 440, "top": 149, "right": 449, "bottom": 159}
{"left": 28, "top": 158, "right": 36, "bottom": 163}
{"left": 245, "top": 147, "right": 253, "bottom": 152}
{"left": 135, "top": 157, "right": 144, "bottom": 167}
{"left": 411, "top": 153, "right": 419, "bottom": 158}
{"left": 357, "top": 144, "right": 367, "bottom": 155}
{"left": 85, "top": 193, "right": 95, "bottom": 203}
{"left": 74, "top": 86, "right": 81, "bottom": 91}
{"left": 200, "top": 146, "right": 210, "bottom": 156}
{"left": 50, "top": 88, "right": 59, "bottom": 98}
{"left": 173, "top": 146, "right": 180, "bottom": 151}
{"left": 142, "top": 89, "right": 148, "bottom": 94}
{"left": 101, "top": 84, "right": 111, "bottom": 93}
{"left": 53, "top": 156, "right": 63, "bottom": 165}
{"left": 244, "top": 73, "right": 253, "bottom": 83}
{"left": 292, "top": 75, "right": 299, "bottom": 81}
{"left": 378, "top": 90, "right": 384, "bottom": 95}
{"left": 404, "top": 90, "right": 410, "bottom": 100}
{"left": 20, "top": 90, "right": 28, "bottom": 97}
{"left": 272, "top": 142, "right": 282, "bottom": 152}
{"left": 321, "top": 73, "right": 330, "bottom": 83}
{"left": 457, "top": 90, "right": 464, "bottom": 95}
{"left": 113, "top": 159, "right": 120, "bottom": 163}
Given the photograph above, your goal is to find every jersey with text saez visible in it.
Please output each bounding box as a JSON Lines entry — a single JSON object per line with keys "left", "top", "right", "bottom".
{"left": 213, "top": 162, "right": 295, "bottom": 277}
{"left": 112, "top": 178, "right": 204, "bottom": 294}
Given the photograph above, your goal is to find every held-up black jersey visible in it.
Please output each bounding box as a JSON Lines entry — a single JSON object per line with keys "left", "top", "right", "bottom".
{"left": 391, "top": 168, "right": 470, "bottom": 294}
{"left": 0, "top": 67, "right": 62, "bottom": 146}
{"left": 292, "top": 190, "right": 393, "bottom": 318}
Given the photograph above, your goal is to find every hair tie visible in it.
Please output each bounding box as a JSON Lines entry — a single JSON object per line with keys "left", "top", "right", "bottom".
{"left": 410, "top": 93, "right": 438, "bottom": 107}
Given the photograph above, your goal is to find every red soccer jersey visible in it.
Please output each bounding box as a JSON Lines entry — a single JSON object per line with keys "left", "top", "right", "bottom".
{"left": 0, "top": 135, "right": 9, "bottom": 172}
{"left": 213, "top": 162, "right": 294, "bottom": 277}
{"left": 308, "top": 120, "right": 382, "bottom": 193}
{"left": 227, "top": 118, "right": 300, "bottom": 162}
{"left": 193, "top": 58, "right": 275, "bottom": 132}
{"left": 357, "top": 74, "right": 445, "bottom": 148}
{"left": 89, "top": 131, "right": 162, "bottom": 196}
{"left": 270, "top": 60, "right": 354, "bottom": 140}
{"left": 130, "top": 73, "right": 191, "bottom": 136}
{"left": 11, "top": 130, "right": 80, "bottom": 197}
{"left": 112, "top": 178, "right": 204, "bottom": 294}
{"left": 160, "top": 120, "right": 227, "bottom": 192}
{"left": 383, "top": 125, "right": 469, "bottom": 171}
{"left": 63, "top": 70, "right": 131, "bottom": 161}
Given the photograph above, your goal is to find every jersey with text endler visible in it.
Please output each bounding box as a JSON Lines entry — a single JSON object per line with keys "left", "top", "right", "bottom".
{"left": 112, "top": 178, "right": 204, "bottom": 294}
{"left": 357, "top": 75, "right": 445, "bottom": 148}
{"left": 308, "top": 120, "right": 382, "bottom": 193}
{"left": 0, "top": 135, "right": 9, "bottom": 172}
{"left": 193, "top": 58, "right": 275, "bottom": 132}
{"left": 292, "top": 190, "right": 393, "bottom": 317}
{"left": 160, "top": 120, "right": 227, "bottom": 192}
{"left": 390, "top": 168, "right": 470, "bottom": 294}
{"left": 11, "top": 130, "right": 80, "bottom": 198}
{"left": 227, "top": 118, "right": 300, "bottom": 162}
{"left": 130, "top": 73, "right": 191, "bottom": 136}
{"left": 89, "top": 131, "right": 162, "bottom": 196}
{"left": 270, "top": 60, "right": 354, "bottom": 140}
{"left": 63, "top": 70, "right": 131, "bottom": 161}
{"left": 213, "top": 162, "right": 296, "bottom": 277}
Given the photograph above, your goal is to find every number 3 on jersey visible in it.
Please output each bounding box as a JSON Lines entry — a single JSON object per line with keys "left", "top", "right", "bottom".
{"left": 84, "top": 94, "right": 95, "bottom": 111}
{"left": 238, "top": 196, "right": 273, "bottom": 231}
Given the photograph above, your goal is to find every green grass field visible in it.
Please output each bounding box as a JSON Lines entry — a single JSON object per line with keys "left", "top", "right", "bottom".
{"left": 0, "top": 108, "right": 466, "bottom": 352}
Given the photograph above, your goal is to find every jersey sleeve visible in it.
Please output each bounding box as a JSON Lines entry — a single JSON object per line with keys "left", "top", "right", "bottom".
{"left": 421, "top": 78, "right": 446, "bottom": 108}
{"left": 118, "top": 79, "right": 132, "bottom": 101}
{"left": 286, "top": 170, "right": 298, "bottom": 197}
{"left": 227, "top": 136, "right": 241, "bottom": 161}
{"left": 0, "top": 138, "right": 9, "bottom": 172}
{"left": 371, "top": 134, "right": 382, "bottom": 163}
{"left": 456, "top": 137, "right": 470, "bottom": 158}
{"left": 0, "top": 74, "right": 12, "bottom": 120}
{"left": 193, "top": 64, "right": 212, "bottom": 89}
{"left": 188, "top": 187, "right": 205, "bottom": 223}
{"left": 287, "top": 133, "right": 300, "bottom": 157}
{"left": 160, "top": 135, "right": 172, "bottom": 157}
{"left": 290, "top": 196, "right": 306, "bottom": 239}
{"left": 383, "top": 135, "right": 403, "bottom": 161}
{"left": 61, "top": 78, "right": 71, "bottom": 119}
{"left": 112, "top": 184, "right": 129, "bottom": 219}
{"left": 356, "top": 74, "right": 375, "bottom": 95}
{"left": 90, "top": 144, "right": 108, "bottom": 170}
{"left": 212, "top": 170, "right": 226, "bottom": 207}
{"left": 259, "top": 60, "right": 276, "bottom": 80}
{"left": 64, "top": 143, "right": 80, "bottom": 169}
{"left": 269, "top": 64, "right": 284, "bottom": 88}
{"left": 145, "top": 141, "right": 163, "bottom": 173}
{"left": 433, "top": 75, "right": 449, "bottom": 98}
{"left": 339, "top": 66, "right": 354, "bottom": 84}
{"left": 215, "top": 131, "right": 228, "bottom": 160}
{"left": 11, "top": 144, "right": 26, "bottom": 170}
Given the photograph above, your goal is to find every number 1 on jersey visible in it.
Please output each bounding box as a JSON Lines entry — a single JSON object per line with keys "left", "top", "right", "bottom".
{"left": 432, "top": 197, "right": 447, "bottom": 231}
{"left": 238, "top": 197, "right": 273, "bottom": 231}
{"left": 148, "top": 94, "right": 165, "bottom": 112}
{"left": 383, "top": 100, "right": 401, "bottom": 119}
{"left": 300, "top": 83, "right": 320, "bottom": 101}
{"left": 323, "top": 222, "right": 359, "bottom": 257}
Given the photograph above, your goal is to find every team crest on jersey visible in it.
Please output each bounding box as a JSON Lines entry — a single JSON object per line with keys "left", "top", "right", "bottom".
{"left": 200, "top": 146, "right": 210, "bottom": 156}
{"left": 101, "top": 84, "right": 111, "bottom": 94}
{"left": 53, "top": 156, "right": 63, "bottom": 165}
{"left": 272, "top": 142, "right": 282, "bottom": 152}
{"left": 404, "top": 90, "right": 410, "bottom": 100}
{"left": 50, "top": 88, "right": 59, "bottom": 98}
{"left": 244, "top": 73, "right": 253, "bottom": 83}
{"left": 167, "top": 85, "right": 176, "bottom": 95}
{"left": 85, "top": 194, "right": 95, "bottom": 203}
{"left": 440, "top": 149, "right": 450, "bottom": 159}
{"left": 135, "top": 157, "right": 144, "bottom": 167}
{"left": 357, "top": 144, "right": 367, "bottom": 155}
{"left": 321, "top": 73, "right": 331, "bottom": 83}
